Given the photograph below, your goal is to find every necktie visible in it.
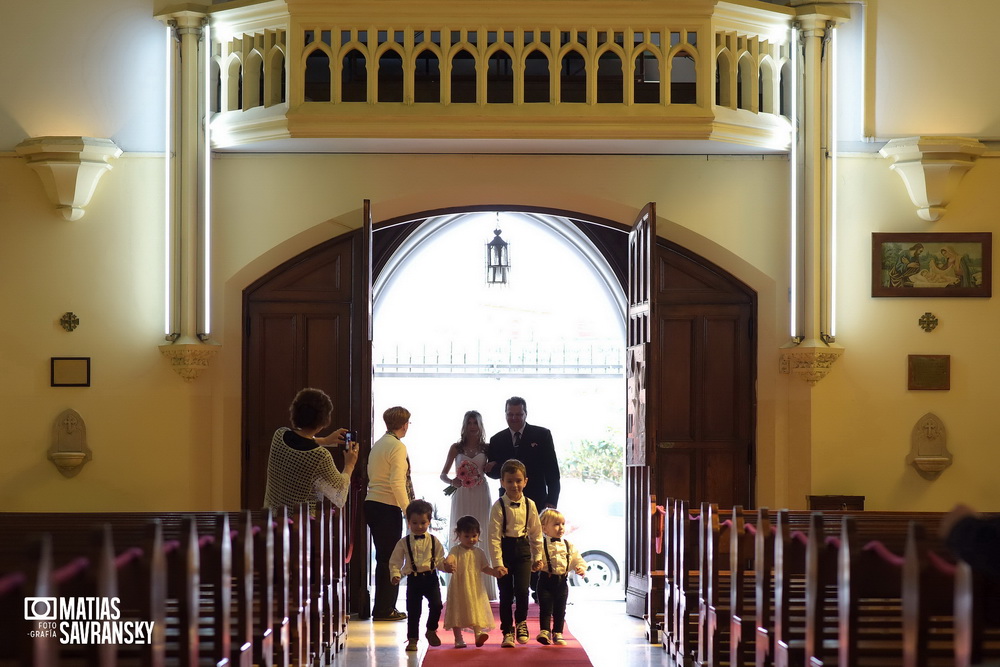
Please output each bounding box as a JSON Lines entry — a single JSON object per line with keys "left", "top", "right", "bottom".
{"left": 513, "top": 431, "right": 521, "bottom": 448}
{"left": 413, "top": 534, "right": 425, "bottom": 540}
{"left": 550, "top": 537, "right": 562, "bottom": 542}
{"left": 509, "top": 502, "right": 520, "bottom": 507}
{"left": 405, "top": 456, "right": 416, "bottom": 504}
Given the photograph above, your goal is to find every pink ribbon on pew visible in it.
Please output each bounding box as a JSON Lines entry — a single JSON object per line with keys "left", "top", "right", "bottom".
{"left": 927, "top": 550, "right": 957, "bottom": 576}
{"left": 863, "top": 540, "right": 905, "bottom": 567}
{"left": 654, "top": 505, "right": 666, "bottom": 554}
{"left": 745, "top": 523, "right": 757, "bottom": 536}
{"left": 0, "top": 571, "right": 27, "bottom": 596}
{"left": 114, "top": 546, "right": 144, "bottom": 570}
{"left": 52, "top": 556, "right": 90, "bottom": 585}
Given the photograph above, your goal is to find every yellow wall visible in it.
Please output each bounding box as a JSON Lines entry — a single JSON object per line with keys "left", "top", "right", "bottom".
{"left": 0, "top": 154, "right": 219, "bottom": 510}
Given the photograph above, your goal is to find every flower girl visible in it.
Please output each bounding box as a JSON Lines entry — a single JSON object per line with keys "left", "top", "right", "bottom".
{"left": 443, "top": 515, "right": 500, "bottom": 647}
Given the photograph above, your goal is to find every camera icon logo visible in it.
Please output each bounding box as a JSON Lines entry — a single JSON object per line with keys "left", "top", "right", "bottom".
{"left": 24, "top": 597, "right": 58, "bottom": 621}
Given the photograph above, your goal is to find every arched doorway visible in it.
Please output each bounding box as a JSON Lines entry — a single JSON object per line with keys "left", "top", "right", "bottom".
{"left": 371, "top": 210, "right": 628, "bottom": 595}
{"left": 241, "top": 204, "right": 756, "bottom": 627}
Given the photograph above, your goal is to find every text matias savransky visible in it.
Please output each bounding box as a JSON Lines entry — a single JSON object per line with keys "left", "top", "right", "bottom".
{"left": 27, "top": 597, "right": 155, "bottom": 645}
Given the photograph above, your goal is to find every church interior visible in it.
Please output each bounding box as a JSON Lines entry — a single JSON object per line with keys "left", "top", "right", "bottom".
{"left": 1, "top": 0, "right": 998, "bottom": 665}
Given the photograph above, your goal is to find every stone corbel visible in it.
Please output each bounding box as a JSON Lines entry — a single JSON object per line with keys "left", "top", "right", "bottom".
{"left": 15, "top": 137, "right": 122, "bottom": 221}
{"left": 159, "top": 338, "right": 220, "bottom": 382}
{"left": 779, "top": 338, "right": 844, "bottom": 385}
{"left": 879, "top": 136, "right": 985, "bottom": 222}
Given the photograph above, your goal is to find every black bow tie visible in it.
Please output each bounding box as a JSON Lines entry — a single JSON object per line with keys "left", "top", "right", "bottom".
{"left": 550, "top": 537, "right": 562, "bottom": 542}
{"left": 508, "top": 502, "right": 520, "bottom": 507}
{"left": 413, "top": 535, "right": 426, "bottom": 540}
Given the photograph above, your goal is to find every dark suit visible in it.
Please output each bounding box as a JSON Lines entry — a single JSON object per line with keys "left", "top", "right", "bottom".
{"left": 486, "top": 423, "right": 560, "bottom": 509}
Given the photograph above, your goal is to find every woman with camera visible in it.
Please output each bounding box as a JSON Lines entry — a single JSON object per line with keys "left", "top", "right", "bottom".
{"left": 262, "top": 387, "right": 359, "bottom": 513}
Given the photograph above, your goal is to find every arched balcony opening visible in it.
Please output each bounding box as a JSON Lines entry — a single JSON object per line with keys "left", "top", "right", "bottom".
{"left": 737, "top": 53, "right": 754, "bottom": 111}
{"left": 265, "top": 48, "right": 285, "bottom": 107}
{"left": 413, "top": 48, "right": 440, "bottom": 103}
{"left": 487, "top": 49, "right": 514, "bottom": 104}
{"left": 759, "top": 58, "right": 776, "bottom": 114}
{"left": 597, "top": 50, "right": 623, "bottom": 103}
{"left": 633, "top": 50, "right": 659, "bottom": 104}
{"left": 523, "top": 48, "right": 550, "bottom": 103}
{"left": 450, "top": 48, "right": 476, "bottom": 103}
{"left": 779, "top": 59, "right": 791, "bottom": 118}
{"left": 245, "top": 51, "right": 263, "bottom": 109}
{"left": 305, "top": 47, "right": 332, "bottom": 102}
{"left": 211, "top": 58, "right": 221, "bottom": 113}
{"left": 560, "top": 48, "right": 586, "bottom": 103}
{"left": 715, "top": 51, "right": 732, "bottom": 108}
{"left": 670, "top": 49, "right": 696, "bottom": 104}
{"left": 340, "top": 49, "right": 366, "bottom": 102}
{"left": 378, "top": 48, "right": 404, "bottom": 103}
{"left": 226, "top": 57, "right": 243, "bottom": 111}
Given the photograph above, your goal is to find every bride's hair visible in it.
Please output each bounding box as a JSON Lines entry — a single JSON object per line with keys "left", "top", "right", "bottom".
{"left": 458, "top": 410, "right": 488, "bottom": 451}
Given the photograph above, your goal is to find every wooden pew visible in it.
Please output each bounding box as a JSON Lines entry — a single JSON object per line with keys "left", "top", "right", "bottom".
{"left": 666, "top": 499, "right": 701, "bottom": 666}
{"left": 0, "top": 504, "right": 344, "bottom": 667}
{"left": 662, "top": 505, "right": 1000, "bottom": 667}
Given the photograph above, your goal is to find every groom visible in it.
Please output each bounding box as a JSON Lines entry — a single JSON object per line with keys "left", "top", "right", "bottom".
{"left": 485, "top": 396, "right": 560, "bottom": 510}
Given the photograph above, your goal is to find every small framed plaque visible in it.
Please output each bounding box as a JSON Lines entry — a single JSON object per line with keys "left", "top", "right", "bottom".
{"left": 907, "top": 354, "right": 950, "bottom": 391}
{"left": 51, "top": 357, "right": 91, "bottom": 387}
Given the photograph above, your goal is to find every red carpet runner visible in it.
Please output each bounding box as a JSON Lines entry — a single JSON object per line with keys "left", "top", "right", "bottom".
{"left": 420, "top": 602, "right": 594, "bottom": 666}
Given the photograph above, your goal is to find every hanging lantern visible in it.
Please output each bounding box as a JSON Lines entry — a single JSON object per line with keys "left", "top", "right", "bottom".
{"left": 485, "top": 227, "right": 510, "bottom": 285}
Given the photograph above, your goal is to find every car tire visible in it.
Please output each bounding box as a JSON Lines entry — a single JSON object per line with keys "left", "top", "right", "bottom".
{"left": 570, "top": 552, "right": 619, "bottom": 588}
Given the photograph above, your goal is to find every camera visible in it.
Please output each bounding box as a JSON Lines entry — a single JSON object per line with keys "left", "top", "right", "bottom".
{"left": 344, "top": 431, "right": 356, "bottom": 446}
{"left": 24, "top": 597, "right": 57, "bottom": 621}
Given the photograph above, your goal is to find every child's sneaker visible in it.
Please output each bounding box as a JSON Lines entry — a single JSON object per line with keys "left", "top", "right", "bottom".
{"left": 425, "top": 630, "right": 441, "bottom": 647}
{"left": 454, "top": 637, "right": 466, "bottom": 648}
{"left": 552, "top": 632, "right": 567, "bottom": 645}
{"left": 405, "top": 639, "right": 419, "bottom": 651}
{"left": 501, "top": 632, "right": 516, "bottom": 648}
{"left": 516, "top": 621, "right": 529, "bottom": 644}
{"left": 536, "top": 629, "right": 551, "bottom": 645}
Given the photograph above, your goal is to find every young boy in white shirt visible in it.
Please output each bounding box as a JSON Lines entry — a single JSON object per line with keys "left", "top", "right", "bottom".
{"left": 535, "top": 508, "right": 587, "bottom": 645}
{"left": 390, "top": 499, "right": 453, "bottom": 651}
{"left": 488, "top": 458, "right": 543, "bottom": 648}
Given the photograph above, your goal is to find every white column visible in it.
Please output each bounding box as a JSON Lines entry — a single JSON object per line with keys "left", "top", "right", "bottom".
{"left": 158, "top": 9, "right": 219, "bottom": 381}
{"left": 780, "top": 4, "right": 848, "bottom": 385}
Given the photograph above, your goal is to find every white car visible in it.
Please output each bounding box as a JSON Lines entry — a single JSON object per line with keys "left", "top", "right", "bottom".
{"left": 556, "top": 478, "right": 625, "bottom": 588}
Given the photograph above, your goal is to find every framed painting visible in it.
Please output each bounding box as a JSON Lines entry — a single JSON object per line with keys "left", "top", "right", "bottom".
{"left": 51, "top": 357, "right": 91, "bottom": 387}
{"left": 872, "top": 232, "right": 992, "bottom": 297}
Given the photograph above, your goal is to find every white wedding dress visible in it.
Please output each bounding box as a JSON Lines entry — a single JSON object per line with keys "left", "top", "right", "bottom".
{"left": 447, "top": 451, "right": 498, "bottom": 601}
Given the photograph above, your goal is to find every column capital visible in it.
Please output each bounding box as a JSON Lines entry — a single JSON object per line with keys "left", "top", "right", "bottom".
{"left": 155, "top": 6, "right": 208, "bottom": 31}
{"left": 792, "top": 3, "right": 851, "bottom": 32}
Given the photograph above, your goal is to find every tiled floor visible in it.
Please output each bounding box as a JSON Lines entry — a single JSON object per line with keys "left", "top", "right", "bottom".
{"left": 331, "top": 588, "right": 665, "bottom": 666}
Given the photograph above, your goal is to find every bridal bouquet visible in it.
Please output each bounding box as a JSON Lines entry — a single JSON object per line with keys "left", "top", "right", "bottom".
{"left": 443, "top": 459, "right": 484, "bottom": 496}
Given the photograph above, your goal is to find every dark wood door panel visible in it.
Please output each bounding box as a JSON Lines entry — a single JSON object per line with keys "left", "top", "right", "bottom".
{"left": 658, "top": 448, "right": 693, "bottom": 501}
{"left": 702, "top": 447, "right": 740, "bottom": 507}
{"left": 243, "top": 302, "right": 352, "bottom": 510}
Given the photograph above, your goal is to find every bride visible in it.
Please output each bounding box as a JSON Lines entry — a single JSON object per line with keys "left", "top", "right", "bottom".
{"left": 439, "top": 410, "right": 498, "bottom": 601}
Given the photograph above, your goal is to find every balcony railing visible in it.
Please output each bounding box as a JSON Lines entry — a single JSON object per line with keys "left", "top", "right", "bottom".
{"left": 207, "top": 0, "right": 794, "bottom": 151}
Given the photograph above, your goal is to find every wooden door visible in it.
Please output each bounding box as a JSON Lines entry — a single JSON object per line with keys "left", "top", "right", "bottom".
{"left": 652, "top": 244, "right": 755, "bottom": 509}
{"left": 350, "top": 200, "right": 374, "bottom": 617}
{"left": 625, "top": 203, "right": 656, "bottom": 623}
{"left": 625, "top": 205, "right": 756, "bottom": 638}
{"left": 242, "top": 205, "right": 373, "bottom": 619}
